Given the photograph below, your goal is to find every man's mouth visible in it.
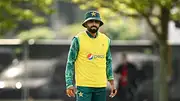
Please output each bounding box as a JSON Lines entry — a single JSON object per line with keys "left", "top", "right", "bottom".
{"left": 91, "top": 26, "right": 97, "bottom": 29}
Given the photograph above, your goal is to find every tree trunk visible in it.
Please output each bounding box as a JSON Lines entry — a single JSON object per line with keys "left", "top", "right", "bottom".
{"left": 159, "top": 7, "right": 170, "bottom": 101}
{"left": 159, "top": 41, "right": 169, "bottom": 101}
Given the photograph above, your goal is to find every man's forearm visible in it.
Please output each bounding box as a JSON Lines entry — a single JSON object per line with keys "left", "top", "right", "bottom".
{"left": 106, "top": 56, "right": 114, "bottom": 80}
{"left": 65, "top": 61, "right": 74, "bottom": 88}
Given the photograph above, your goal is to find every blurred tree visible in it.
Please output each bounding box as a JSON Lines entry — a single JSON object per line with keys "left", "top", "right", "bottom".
{"left": 0, "top": 0, "right": 53, "bottom": 38}
{"left": 102, "top": 18, "right": 140, "bottom": 40}
{"left": 17, "top": 27, "right": 55, "bottom": 41}
{"left": 68, "top": 0, "right": 180, "bottom": 101}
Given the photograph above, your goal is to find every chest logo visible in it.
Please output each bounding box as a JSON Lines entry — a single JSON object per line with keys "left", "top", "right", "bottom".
{"left": 87, "top": 53, "right": 94, "bottom": 60}
{"left": 87, "top": 53, "right": 105, "bottom": 60}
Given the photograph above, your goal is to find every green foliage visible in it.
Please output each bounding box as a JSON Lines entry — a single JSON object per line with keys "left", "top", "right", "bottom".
{"left": 72, "top": 0, "right": 178, "bottom": 12}
{"left": 17, "top": 27, "right": 55, "bottom": 41}
{"left": 71, "top": 0, "right": 180, "bottom": 33}
{"left": 0, "top": 0, "right": 53, "bottom": 37}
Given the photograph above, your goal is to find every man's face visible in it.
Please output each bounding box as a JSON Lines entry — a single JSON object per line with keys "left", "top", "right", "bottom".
{"left": 86, "top": 20, "right": 100, "bottom": 33}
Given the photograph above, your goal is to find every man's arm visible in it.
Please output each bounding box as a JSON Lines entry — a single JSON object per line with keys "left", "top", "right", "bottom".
{"left": 65, "top": 37, "right": 79, "bottom": 89}
{"left": 106, "top": 39, "right": 114, "bottom": 80}
{"left": 106, "top": 39, "right": 117, "bottom": 98}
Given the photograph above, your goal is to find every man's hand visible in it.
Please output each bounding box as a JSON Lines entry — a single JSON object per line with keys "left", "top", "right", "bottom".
{"left": 108, "top": 80, "right": 117, "bottom": 98}
{"left": 66, "top": 86, "right": 76, "bottom": 97}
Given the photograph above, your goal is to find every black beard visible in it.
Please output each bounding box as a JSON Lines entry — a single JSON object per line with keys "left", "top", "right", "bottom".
{"left": 87, "top": 26, "right": 99, "bottom": 33}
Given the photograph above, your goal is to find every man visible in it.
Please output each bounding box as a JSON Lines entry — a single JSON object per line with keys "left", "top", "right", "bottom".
{"left": 114, "top": 53, "right": 138, "bottom": 101}
{"left": 65, "top": 11, "right": 117, "bottom": 101}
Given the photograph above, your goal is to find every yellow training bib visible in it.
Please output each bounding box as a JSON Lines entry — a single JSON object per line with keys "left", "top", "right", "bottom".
{"left": 75, "top": 31, "right": 109, "bottom": 87}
